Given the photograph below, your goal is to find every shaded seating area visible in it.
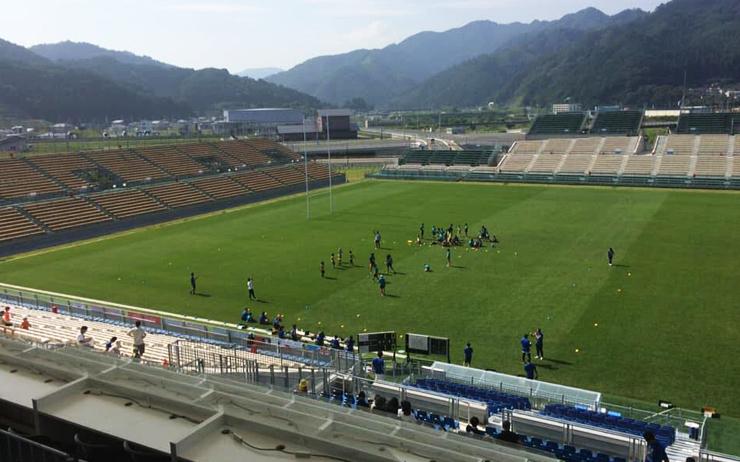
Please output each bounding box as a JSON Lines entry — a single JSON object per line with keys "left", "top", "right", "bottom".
{"left": 590, "top": 111, "right": 643, "bottom": 136}
{"left": 0, "top": 207, "right": 44, "bottom": 242}
{"left": 30, "top": 154, "right": 97, "bottom": 192}
{"left": 266, "top": 165, "right": 306, "bottom": 186}
{"left": 529, "top": 113, "right": 586, "bottom": 136}
{"left": 90, "top": 189, "right": 167, "bottom": 219}
{"left": 677, "top": 113, "right": 735, "bottom": 135}
{"left": 23, "top": 198, "right": 111, "bottom": 231}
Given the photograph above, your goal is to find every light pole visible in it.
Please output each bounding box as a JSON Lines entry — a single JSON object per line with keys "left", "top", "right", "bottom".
{"left": 303, "top": 118, "right": 310, "bottom": 220}
{"left": 326, "top": 115, "right": 333, "bottom": 214}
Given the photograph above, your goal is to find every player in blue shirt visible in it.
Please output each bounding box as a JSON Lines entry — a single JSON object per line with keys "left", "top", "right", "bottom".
{"left": 643, "top": 432, "right": 669, "bottom": 462}
{"left": 463, "top": 342, "right": 473, "bottom": 367}
{"left": 345, "top": 336, "right": 354, "bottom": 352}
{"left": 524, "top": 360, "right": 538, "bottom": 380}
{"left": 521, "top": 334, "right": 532, "bottom": 362}
{"left": 371, "top": 351, "right": 385, "bottom": 377}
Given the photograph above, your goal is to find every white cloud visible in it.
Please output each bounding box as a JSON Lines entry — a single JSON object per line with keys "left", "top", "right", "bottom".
{"left": 167, "top": 2, "right": 262, "bottom": 13}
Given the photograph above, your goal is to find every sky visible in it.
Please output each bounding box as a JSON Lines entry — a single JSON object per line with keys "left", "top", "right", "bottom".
{"left": 3, "top": 0, "right": 666, "bottom": 73}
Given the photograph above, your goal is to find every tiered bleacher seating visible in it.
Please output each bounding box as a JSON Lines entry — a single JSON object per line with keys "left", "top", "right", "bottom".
{"left": 590, "top": 155, "right": 625, "bottom": 175}
{"left": 0, "top": 207, "right": 44, "bottom": 242}
{"left": 145, "top": 182, "right": 211, "bottom": 208}
{"left": 693, "top": 156, "right": 728, "bottom": 178}
{"left": 136, "top": 145, "right": 206, "bottom": 178}
{"left": 232, "top": 170, "right": 283, "bottom": 192}
{"left": 401, "top": 151, "right": 432, "bottom": 165}
{"left": 541, "top": 138, "right": 572, "bottom": 154}
{"left": 698, "top": 135, "right": 730, "bottom": 156}
{"left": 22, "top": 197, "right": 111, "bottom": 231}
{"left": 90, "top": 189, "right": 167, "bottom": 219}
{"left": 571, "top": 138, "right": 601, "bottom": 155}
{"left": 499, "top": 154, "right": 534, "bottom": 173}
{"left": 176, "top": 142, "right": 239, "bottom": 169}
{"left": 559, "top": 155, "right": 593, "bottom": 174}
{"left": 529, "top": 113, "right": 586, "bottom": 136}
{"left": 246, "top": 138, "right": 300, "bottom": 162}
{"left": 543, "top": 404, "right": 675, "bottom": 447}
{"left": 301, "top": 163, "right": 333, "bottom": 180}
{"left": 622, "top": 155, "right": 656, "bottom": 176}
{"left": 511, "top": 140, "right": 544, "bottom": 155}
{"left": 453, "top": 151, "right": 491, "bottom": 166}
{"left": 87, "top": 150, "right": 168, "bottom": 183}
{"left": 662, "top": 135, "right": 696, "bottom": 156}
{"left": 189, "top": 176, "right": 250, "bottom": 200}
{"left": 677, "top": 113, "right": 735, "bottom": 134}
{"left": 0, "top": 159, "right": 63, "bottom": 199}
{"left": 29, "top": 154, "right": 97, "bottom": 191}
{"left": 215, "top": 141, "right": 271, "bottom": 166}
{"left": 529, "top": 154, "right": 563, "bottom": 173}
{"left": 412, "top": 378, "right": 531, "bottom": 414}
{"left": 590, "top": 111, "right": 643, "bottom": 135}
{"left": 266, "top": 165, "right": 306, "bottom": 186}
{"left": 429, "top": 151, "right": 457, "bottom": 165}
{"left": 600, "top": 137, "right": 634, "bottom": 154}
{"left": 657, "top": 155, "right": 691, "bottom": 177}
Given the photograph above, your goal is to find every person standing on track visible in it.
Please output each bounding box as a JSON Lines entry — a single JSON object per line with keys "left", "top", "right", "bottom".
{"left": 247, "top": 277, "right": 256, "bottom": 300}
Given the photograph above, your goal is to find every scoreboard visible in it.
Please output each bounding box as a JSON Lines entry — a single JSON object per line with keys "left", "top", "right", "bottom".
{"left": 358, "top": 331, "right": 396, "bottom": 353}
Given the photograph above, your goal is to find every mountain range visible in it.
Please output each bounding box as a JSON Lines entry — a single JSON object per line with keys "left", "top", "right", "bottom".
{"left": 238, "top": 67, "right": 284, "bottom": 79}
{"left": 0, "top": 40, "right": 320, "bottom": 123}
{"left": 269, "top": 0, "right": 740, "bottom": 110}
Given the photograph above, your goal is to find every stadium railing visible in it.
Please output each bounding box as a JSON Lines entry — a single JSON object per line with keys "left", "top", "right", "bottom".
{"left": 0, "top": 282, "right": 354, "bottom": 372}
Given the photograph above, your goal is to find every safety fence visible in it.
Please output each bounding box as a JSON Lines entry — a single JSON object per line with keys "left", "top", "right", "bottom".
{"left": 0, "top": 428, "right": 77, "bottom": 462}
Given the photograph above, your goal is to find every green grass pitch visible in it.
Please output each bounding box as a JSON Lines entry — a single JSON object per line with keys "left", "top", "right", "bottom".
{"left": 1, "top": 180, "right": 739, "bottom": 419}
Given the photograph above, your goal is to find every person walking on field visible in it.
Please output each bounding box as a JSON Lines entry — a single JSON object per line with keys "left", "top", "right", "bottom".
{"left": 385, "top": 254, "right": 395, "bottom": 274}
{"left": 337, "top": 248, "right": 343, "bottom": 266}
{"left": 190, "top": 272, "right": 197, "bottom": 295}
{"left": 247, "top": 277, "right": 256, "bottom": 300}
{"left": 349, "top": 250, "right": 354, "bottom": 266}
{"left": 320, "top": 261, "right": 325, "bottom": 278}
{"left": 378, "top": 274, "right": 386, "bottom": 296}
{"left": 446, "top": 248, "right": 451, "bottom": 267}
{"left": 608, "top": 247, "right": 615, "bottom": 266}
{"left": 521, "top": 334, "right": 532, "bottom": 363}
{"left": 127, "top": 320, "right": 147, "bottom": 359}
{"left": 419, "top": 223, "right": 425, "bottom": 240}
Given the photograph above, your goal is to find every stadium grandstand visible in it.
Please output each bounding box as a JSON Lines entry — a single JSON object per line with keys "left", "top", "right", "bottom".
{"left": 528, "top": 113, "right": 588, "bottom": 137}
{"left": 590, "top": 111, "right": 643, "bottom": 136}
{"left": 377, "top": 133, "right": 740, "bottom": 190}
{"left": 0, "top": 139, "right": 344, "bottom": 255}
{"left": 676, "top": 113, "right": 737, "bottom": 135}
{"left": 0, "top": 283, "right": 710, "bottom": 462}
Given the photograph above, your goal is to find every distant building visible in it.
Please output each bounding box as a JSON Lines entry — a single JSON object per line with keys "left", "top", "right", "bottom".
{"left": 0, "top": 135, "right": 27, "bottom": 153}
{"left": 446, "top": 126, "right": 465, "bottom": 135}
{"left": 278, "top": 120, "right": 319, "bottom": 141}
{"left": 224, "top": 108, "right": 303, "bottom": 125}
{"left": 317, "top": 109, "right": 357, "bottom": 140}
{"left": 552, "top": 103, "right": 583, "bottom": 114}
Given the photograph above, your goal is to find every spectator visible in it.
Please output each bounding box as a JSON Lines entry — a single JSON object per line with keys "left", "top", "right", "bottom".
{"left": 77, "top": 326, "right": 93, "bottom": 347}
{"left": 127, "top": 320, "right": 147, "bottom": 359}
{"left": 498, "top": 420, "right": 519, "bottom": 443}
{"left": 356, "top": 391, "right": 369, "bottom": 407}
{"left": 258, "top": 311, "right": 269, "bottom": 325}
{"left": 2, "top": 307, "right": 12, "bottom": 327}
{"left": 644, "top": 431, "right": 669, "bottom": 462}
{"left": 524, "top": 360, "right": 538, "bottom": 380}
{"left": 297, "top": 378, "right": 309, "bottom": 394}
{"left": 278, "top": 325, "right": 286, "bottom": 339}
{"left": 385, "top": 397, "right": 399, "bottom": 414}
{"left": 315, "top": 331, "right": 325, "bottom": 346}
{"left": 20, "top": 316, "right": 30, "bottom": 330}
{"left": 372, "top": 395, "right": 386, "bottom": 413}
{"left": 466, "top": 416, "right": 486, "bottom": 436}
{"left": 371, "top": 351, "right": 385, "bottom": 379}
{"left": 330, "top": 336, "right": 341, "bottom": 349}
{"left": 345, "top": 335, "right": 354, "bottom": 352}
{"left": 272, "top": 314, "right": 283, "bottom": 329}
{"left": 241, "top": 308, "right": 255, "bottom": 324}
{"left": 399, "top": 400, "right": 415, "bottom": 422}
{"left": 464, "top": 342, "right": 473, "bottom": 367}
{"left": 290, "top": 324, "right": 299, "bottom": 341}
{"left": 105, "top": 336, "right": 118, "bottom": 352}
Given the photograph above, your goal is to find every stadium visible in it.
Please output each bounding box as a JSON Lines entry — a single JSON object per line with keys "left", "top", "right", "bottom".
{"left": 1, "top": 105, "right": 739, "bottom": 462}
